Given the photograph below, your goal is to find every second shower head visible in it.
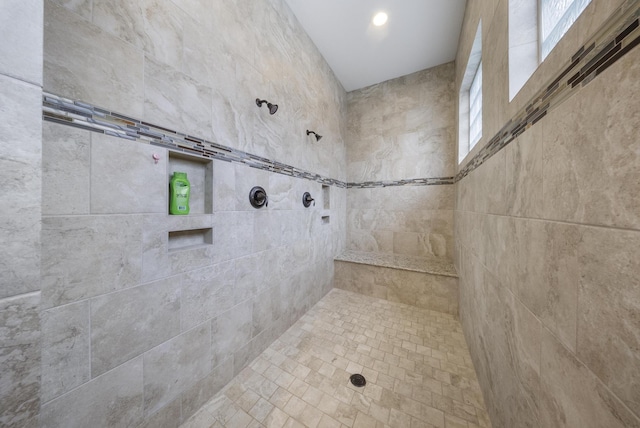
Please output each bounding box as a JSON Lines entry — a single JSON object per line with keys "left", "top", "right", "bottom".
{"left": 306, "top": 130, "right": 322, "bottom": 141}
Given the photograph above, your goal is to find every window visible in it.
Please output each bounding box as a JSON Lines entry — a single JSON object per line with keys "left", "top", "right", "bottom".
{"left": 540, "top": 0, "right": 592, "bottom": 59}
{"left": 458, "top": 23, "right": 482, "bottom": 163}
{"left": 508, "top": 0, "right": 592, "bottom": 99}
{"left": 469, "top": 62, "right": 482, "bottom": 150}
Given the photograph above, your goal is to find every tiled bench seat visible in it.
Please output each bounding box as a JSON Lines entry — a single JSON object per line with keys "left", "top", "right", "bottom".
{"left": 334, "top": 250, "right": 459, "bottom": 315}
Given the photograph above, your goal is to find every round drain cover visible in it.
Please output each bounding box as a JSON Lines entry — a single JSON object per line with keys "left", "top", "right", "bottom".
{"left": 350, "top": 374, "right": 366, "bottom": 387}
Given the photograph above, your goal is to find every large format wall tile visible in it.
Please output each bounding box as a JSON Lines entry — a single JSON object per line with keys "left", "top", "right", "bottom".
{"left": 540, "top": 328, "right": 640, "bottom": 428}
{"left": 0, "top": 292, "right": 40, "bottom": 427}
{"left": 40, "top": 356, "right": 144, "bottom": 428}
{"left": 41, "top": 215, "right": 143, "bottom": 309}
{"left": 576, "top": 226, "right": 640, "bottom": 416}
{"left": 0, "top": 0, "right": 42, "bottom": 85}
{"left": 144, "top": 57, "right": 213, "bottom": 141}
{"left": 0, "top": 76, "right": 42, "bottom": 299}
{"left": 143, "top": 323, "right": 211, "bottom": 416}
{"left": 44, "top": 0, "right": 145, "bottom": 117}
{"left": 42, "top": 122, "right": 90, "bottom": 216}
{"left": 90, "top": 277, "right": 180, "bottom": 377}
{"left": 181, "top": 261, "right": 236, "bottom": 332}
{"left": 543, "top": 48, "right": 640, "bottom": 230}
{"left": 91, "top": 133, "right": 167, "bottom": 214}
{"left": 41, "top": 301, "right": 90, "bottom": 403}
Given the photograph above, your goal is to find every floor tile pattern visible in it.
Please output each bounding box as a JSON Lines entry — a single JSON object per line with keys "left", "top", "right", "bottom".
{"left": 181, "top": 289, "right": 491, "bottom": 428}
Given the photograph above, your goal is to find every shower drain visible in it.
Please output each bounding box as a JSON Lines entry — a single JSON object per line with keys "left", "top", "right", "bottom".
{"left": 349, "top": 373, "right": 366, "bottom": 387}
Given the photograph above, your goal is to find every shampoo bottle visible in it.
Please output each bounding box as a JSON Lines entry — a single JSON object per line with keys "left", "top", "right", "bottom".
{"left": 169, "top": 172, "right": 190, "bottom": 215}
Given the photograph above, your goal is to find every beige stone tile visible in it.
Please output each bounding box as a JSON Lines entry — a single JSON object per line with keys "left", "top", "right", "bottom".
{"left": 264, "top": 407, "right": 289, "bottom": 428}
{"left": 44, "top": 0, "right": 144, "bottom": 117}
{"left": 317, "top": 413, "right": 342, "bottom": 428}
{"left": 542, "top": 47, "right": 640, "bottom": 230}
{"left": 540, "top": 328, "right": 639, "bottom": 428}
{"left": 576, "top": 226, "right": 640, "bottom": 415}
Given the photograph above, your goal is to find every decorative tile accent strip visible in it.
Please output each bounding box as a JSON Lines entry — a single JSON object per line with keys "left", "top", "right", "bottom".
{"left": 347, "top": 176, "right": 455, "bottom": 188}
{"left": 42, "top": 92, "right": 454, "bottom": 189}
{"left": 456, "top": 0, "right": 639, "bottom": 182}
{"left": 42, "top": 92, "right": 348, "bottom": 188}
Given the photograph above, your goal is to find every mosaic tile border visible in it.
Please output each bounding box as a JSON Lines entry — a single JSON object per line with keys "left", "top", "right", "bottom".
{"left": 456, "top": 0, "right": 640, "bottom": 182}
{"left": 42, "top": 93, "right": 454, "bottom": 190}
{"left": 42, "top": 92, "right": 349, "bottom": 188}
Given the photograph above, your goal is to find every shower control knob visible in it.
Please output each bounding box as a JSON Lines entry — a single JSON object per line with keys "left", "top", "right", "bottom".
{"left": 249, "top": 186, "right": 268, "bottom": 209}
{"left": 302, "top": 192, "right": 315, "bottom": 208}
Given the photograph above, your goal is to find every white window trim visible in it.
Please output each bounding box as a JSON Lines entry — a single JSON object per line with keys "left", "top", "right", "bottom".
{"left": 458, "top": 22, "right": 482, "bottom": 164}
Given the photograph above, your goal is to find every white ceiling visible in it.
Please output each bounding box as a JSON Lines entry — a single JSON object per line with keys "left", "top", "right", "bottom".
{"left": 283, "top": 0, "right": 468, "bottom": 92}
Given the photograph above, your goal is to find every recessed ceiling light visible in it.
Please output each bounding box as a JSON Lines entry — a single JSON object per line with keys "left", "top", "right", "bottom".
{"left": 372, "top": 12, "right": 388, "bottom": 26}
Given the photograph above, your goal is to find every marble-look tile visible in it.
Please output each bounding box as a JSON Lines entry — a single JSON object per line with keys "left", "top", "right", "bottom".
{"left": 474, "top": 148, "right": 506, "bottom": 215}
{"left": 91, "top": 133, "right": 167, "bottom": 214}
{"left": 347, "top": 63, "right": 455, "bottom": 183}
{"left": 211, "top": 301, "right": 253, "bottom": 369}
{"left": 52, "top": 0, "right": 92, "bottom": 20}
{"left": 41, "top": 215, "right": 143, "bottom": 309}
{"left": 543, "top": 47, "right": 640, "bottom": 230}
{"left": 144, "top": 56, "right": 213, "bottom": 140}
{"left": 505, "top": 122, "right": 543, "bottom": 218}
{"left": 540, "top": 328, "right": 640, "bottom": 428}
{"left": 41, "top": 301, "right": 90, "bottom": 403}
{"left": 212, "top": 211, "right": 253, "bottom": 263}
{"left": 212, "top": 161, "right": 236, "bottom": 212}
{"left": 91, "top": 277, "right": 180, "bottom": 377}
{"left": 40, "top": 356, "right": 144, "bottom": 428}
{"left": 91, "top": 0, "right": 145, "bottom": 49}
{"left": 576, "top": 226, "right": 640, "bottom": 415}
{"left": 0, "top": 214, "right": 41, "bottom": 300}
{"left": 335, "top": 250, "right": 457, "bottom": 277}
{"left": 42, "top": 122, "right": 90, "bottom": 215}
{"left": 144, "top": 323, "right": 211, "bottom": 416}
{"left": 93, "top": 0, "right": 185, "bottom": 66}
{"left": 0, "top": 0, "right": 42, "bottom": 84}
{"left": 0, "top": 75, "right": 42, "bottom": 217}
{"left": 137, "top": 398, "right": 181, "bottom": 428}
{"left": 182, "top": 357, "right": 235, "bottom": 421}
{"left": 335, "top": 261, "right": 458, "bottom": 315}
{"left": 141, "top": 214, "right": 215, "bottom": 283}
{"left": 44, "top": 0, "right": 145, "bottom": 117}
{"left": 181, "top": 261, "right": 236, "bottom": 332}
{"left": 0, "top": 292, "right": 40, "bottom": 427}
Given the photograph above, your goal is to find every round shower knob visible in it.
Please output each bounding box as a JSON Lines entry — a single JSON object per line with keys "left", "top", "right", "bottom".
{"left": 302, "top": 192, "right": 315, "bottom": 208}
{"left": 249, "top": 186, "right": 268, "bottom": 208}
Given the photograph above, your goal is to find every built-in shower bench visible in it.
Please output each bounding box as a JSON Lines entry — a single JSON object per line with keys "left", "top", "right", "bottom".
{"left": 334, "top": 250, "right": 459, "bottom": 315}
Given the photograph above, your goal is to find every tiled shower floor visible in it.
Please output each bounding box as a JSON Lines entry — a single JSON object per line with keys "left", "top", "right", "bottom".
{"left": 181, "top": 289, "right": 491, "bottom": 428}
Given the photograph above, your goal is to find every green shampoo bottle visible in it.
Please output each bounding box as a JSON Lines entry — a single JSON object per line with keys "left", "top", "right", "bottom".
{"left": 169, "top": 172, "right": 190, "bottom": 215}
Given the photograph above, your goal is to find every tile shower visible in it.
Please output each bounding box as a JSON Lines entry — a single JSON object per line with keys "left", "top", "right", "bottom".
{"left": 0, "top": 1, "right": 639, "bottom": 428}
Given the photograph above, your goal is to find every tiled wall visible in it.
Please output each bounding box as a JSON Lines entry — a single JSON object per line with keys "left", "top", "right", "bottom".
{"left": 346, "top": 64, "right": 456, "bottom": 259}
{"left": 0, "top": 0, "right": 43, "bottom": 426}
{"left": 40, "top": 0, "right": 347, "bottom": 426}
{"left": 455, "top": 0, "right": 640, "bottom": 427}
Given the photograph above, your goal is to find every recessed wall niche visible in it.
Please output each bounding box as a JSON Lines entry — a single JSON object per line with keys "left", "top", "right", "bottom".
{"left": 168, "top": 151, "right": 213, "bottom": 215}
{"left": 321, "top": 184, "right": 330, "bottom": 224}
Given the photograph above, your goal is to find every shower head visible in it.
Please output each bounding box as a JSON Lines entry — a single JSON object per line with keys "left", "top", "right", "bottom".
{"left": 256, "top": 98, "right": 278, "bottom": 115}
{"left": 306, "top": 130, "right": 322, "bottom": 141}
